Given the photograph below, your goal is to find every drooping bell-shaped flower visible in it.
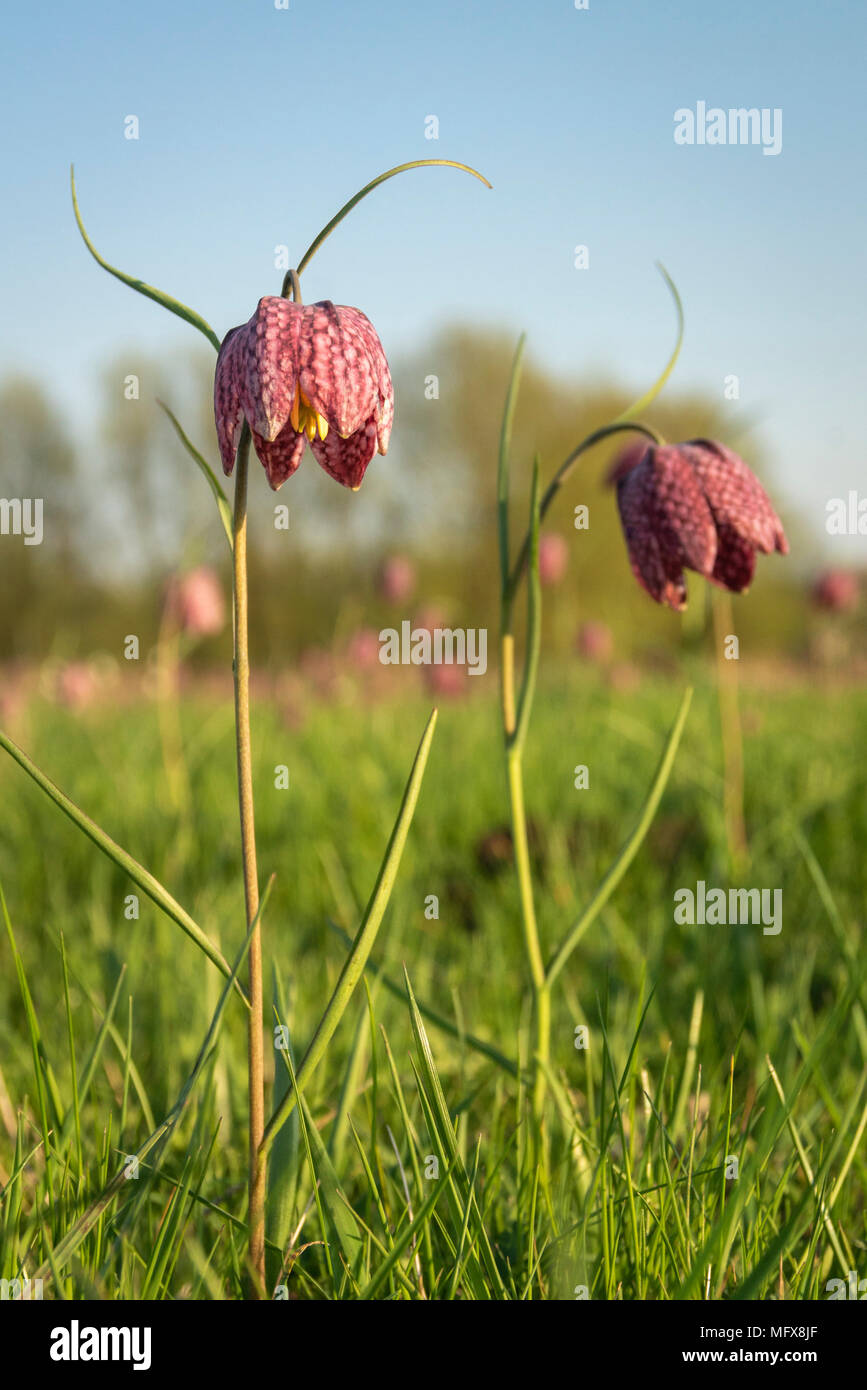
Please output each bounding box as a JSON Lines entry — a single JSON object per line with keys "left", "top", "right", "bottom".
{"left": 811, "top": 569, "right": 858, "bottom": 613}
{"left": 613, "top": 439, "right": 788, "bottom": 610}
{"left": 214, "top": 296, "right": 393, "bottom": 491}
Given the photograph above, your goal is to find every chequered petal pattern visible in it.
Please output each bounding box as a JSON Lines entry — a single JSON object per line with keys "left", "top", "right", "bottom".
{"left": 683, "top": 440, "right": 789, "bottom": 555}
{"left": 213, "top": 295, "right": 392, "bottom": 492}
{"left": 213, "top": 327, "right": 248, "bottom": 474}
{"left": 617, "top": 462, "right": 689, "bottom": 610}
{"left": 614, "top": 438, "right": 788, "bottom": 609}
{"left": 250, "top": 425, "right": 307, "bottom": 491}
{"left": 710, "top": 522, "right": 757, "bottom": 593}
{"left": 310, "top": 418, "right": 379, "bottom": 490}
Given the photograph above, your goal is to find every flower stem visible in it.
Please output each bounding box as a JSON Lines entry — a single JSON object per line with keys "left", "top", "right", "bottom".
{"left": 501, "top": 618, "right": 550, "bottom": 1155}
{"left": 232, "top": 423, "right": 265, "bottom": 1295}
{"left": 295, "top": 160, "right": 491, "bottom": 277}
{"left": 505, "top": 421, "right": 662, "bottom": 604}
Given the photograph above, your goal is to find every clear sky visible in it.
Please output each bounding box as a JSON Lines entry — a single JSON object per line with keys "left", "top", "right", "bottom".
{"left": 1, "top": 0, "right": 865, "bottom": 554}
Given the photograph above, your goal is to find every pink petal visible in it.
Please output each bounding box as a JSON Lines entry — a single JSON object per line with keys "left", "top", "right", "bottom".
{"left": 617, "top": 462, "right": 688, "bottom": 610}
{"left": 310, "top": 418, "right": 378, "bottom": 489}
{"left": 250, "top": 423, "right": 306, "bottom": 491}
{"left": 241, "top": 297, "right": 304, "bottom": 442}
{"left": 294, "top": 302, "right": 381, "bottom": 440}
{"left": 709, "top": 522, "right": 757, "bottom": 593}
{"left": 214, "top": 326, "right": 247, "bottom": 474}
{"left": 645, "top": 446, "right": 718, "bottom": 577}
{"left": 338, "top": 306, "right": 394, "bottom": 452}
{"left": 684, "top": 440, "right": 788, "bottom": 555}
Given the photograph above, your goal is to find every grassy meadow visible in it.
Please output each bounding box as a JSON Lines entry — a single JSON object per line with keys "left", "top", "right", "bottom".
{"left": 1, "top": 658, "right": 865, "bottom": 1299}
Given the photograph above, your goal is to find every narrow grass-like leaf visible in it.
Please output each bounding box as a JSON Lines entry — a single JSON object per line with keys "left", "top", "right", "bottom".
{"left": 158, "top": 401, "right": 234, "bottom": 550}
{"left": 266, "top": 972, "right": 300, "bottom": 1289}
{"left": 260, "top": 708, "right": 438, "bottom": 1157}
{"left": 71, "top": 166, "right": 221, "bottom": 351}
{"left": 357, "top": 1157, "right": 455, "bottom": 1300}
{"left": 546, "top": 686, "right": 693, "bottom": 985}
{"left": 0, "top": 728, "right": 246, "bottom": 1004}
{"left": 512, "top": 455, "right": 542, "bottom": 753}
{"left": 497, "top": 334, "right": 525, "bottom": 595}
{"left": 1, "top": 885, "right": 64, "bottom": 1142}
{"left": 405, "top": 968, "right": 508, "bottom": 1299}
{"left": 281, "top": 1039, "right": 364, "bottom": 1291}
{"left": 328, "top": 921, "right": 518, "bottom": 1077}
{"left": 33, "top": 891, "right": 264, "bottom": 1284}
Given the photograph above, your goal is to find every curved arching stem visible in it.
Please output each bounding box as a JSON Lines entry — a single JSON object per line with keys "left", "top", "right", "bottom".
{"left": 295, "top": 159, "right": 491, "bottom": 277}
{"left": 504, "top": 421, "right": 663, "bottom": 604}
{"left": 280, "top": 268, "right": 303, "bottom": 303}
{"left": 502, "top": 264, "right": 682, "bottom": 604}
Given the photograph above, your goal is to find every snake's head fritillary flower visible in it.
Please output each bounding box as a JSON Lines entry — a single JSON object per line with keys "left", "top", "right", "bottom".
{"left": 378, "top": 555, "right": 416, "bottom": 604}
{"left": 613, "top": 439, "right": 788, "bottom": 611}
{"left": 575, "top": 620, "right": 613, "bottom": 663}
{"left": 214, "top": 296, "right": 393, "bottom": 491}
{"left": 811, "top": 569, "right": 859, "bottom": 613}
{"left": 538, "top": 533, "right": 568, "bottom": 587}
{"left": 167, "top": 566, "right": 226, "bottom": 637}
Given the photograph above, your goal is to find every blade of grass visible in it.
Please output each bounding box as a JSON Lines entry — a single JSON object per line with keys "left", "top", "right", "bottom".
{"left": 546, "top": 686, "right": 693, "bottom": 986}
{"left": 0, "top": 728, "right": 247, "bottom": 1004}
{"left": 260, "top": 708, "right": 438, "bottom": 1158}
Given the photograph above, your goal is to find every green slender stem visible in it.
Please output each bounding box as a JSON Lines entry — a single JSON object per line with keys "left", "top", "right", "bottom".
{"left": 505, "top": 421, "right": 662, "bottom": 604}
{"left": 295, "top": 160, "right": 491, "bottom": 276}
{"left": 712, "top": 589, "right": 749, "bottom": 876}
{"left": 280, "top": 268, "right": 303, "bottom": 302}
{"left": 232, "top": 424, "right": 265, "bottom": 1295}
{"left": 501, "top": 461, "right": 550, "bottom": 1142}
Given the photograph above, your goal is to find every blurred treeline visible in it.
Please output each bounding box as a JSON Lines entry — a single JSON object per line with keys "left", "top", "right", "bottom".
{"left": 0, "top": 328, "right": 815, "bottom": 670}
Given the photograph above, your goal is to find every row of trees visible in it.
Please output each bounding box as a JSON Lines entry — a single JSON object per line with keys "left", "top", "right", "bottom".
{"left": 0, "top": 327, "right": 805, "bottom": 665}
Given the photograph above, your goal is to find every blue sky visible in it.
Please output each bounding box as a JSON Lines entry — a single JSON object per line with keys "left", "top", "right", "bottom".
{"left": 1, "top": 0, "right": 865, "bottom": 554}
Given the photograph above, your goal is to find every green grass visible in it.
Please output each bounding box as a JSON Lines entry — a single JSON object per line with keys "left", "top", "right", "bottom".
{"left": 1, "top": 662, "right": 865, "bottom": 1299}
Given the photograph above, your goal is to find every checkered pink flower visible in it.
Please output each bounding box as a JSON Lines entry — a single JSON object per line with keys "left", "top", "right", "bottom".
{"left": 614, "top": 439, "right": 788, "bottom": 610}
{"left": 214, "top": 296, "right": 393, "bottom": 491}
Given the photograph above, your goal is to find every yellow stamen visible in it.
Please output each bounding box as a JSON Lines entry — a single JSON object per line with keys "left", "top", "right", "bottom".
{"left": 290, "top": 382, "right": 329, "bottom": 442}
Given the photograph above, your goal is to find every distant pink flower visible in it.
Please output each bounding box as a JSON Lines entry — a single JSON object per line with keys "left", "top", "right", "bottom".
{"left": 346, "top": 627, "right": 381, "bottom": 671}
{"left": 576, "top": 621, "right": 613, "bottom": 663}
{"left": 300, "top": 646, "right": 337, "bottom": 697}
{"left": 538, "top": 533, "right": 568, "bottom": 587}
{"left": 423, "top": 663, "right": 467, "bottom": 699}
{"left": 57, "top": 662, "right": 96, "bottom": 710}
{"left": 614, "top": 439, "right": 788, "bottom": 610}
{"left": 811, "top": 569, "right": 858, "bottom": 612}
{"left": 607, "top": 662, "right": 641, "bottom": 694}
{"left": 214, "top": 296, "right": 393, "bottom": 490}
{"left": 168, "top": 566, "right": 225, "bottom": 637}
{"left": 378, "top": 555, "right": 415, "bottom": 604}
